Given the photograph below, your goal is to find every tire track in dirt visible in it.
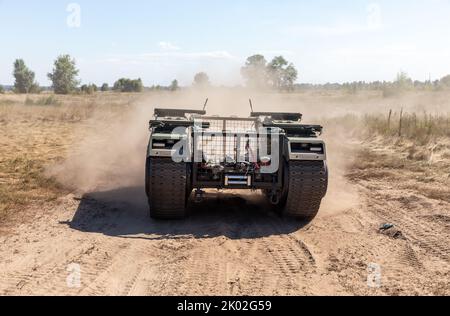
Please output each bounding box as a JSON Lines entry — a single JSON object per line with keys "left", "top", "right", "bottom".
{"left": 182, "top": 242, "right": 226, "bottom": 295}
{"left": 32, "top": 239, "right": 131, "bottom": 296}
{"left": 77, "top": 242, "right": 137, "bottom": 296}
{"left": 353, "top": 182, "right": 450, "bottom": 295}
{"left": 242, "top": 214, "right": 317, "bottom": 295}
{"left": 2, "top": 200, "right": 151, "bottom": 296}
{"left": 221, "top": 228, "right": 270, "bottom": 295}
{"left": 221, "top": 207, "right": 273, "bottom": 295}
{"left": 210, "top": 199, "right": 318, "bottom": 295}
{"left": 362, "top": 197, "right": 425, "bottom": 269}
{"left": 0, "top": 241, "right": 103, "bottom": 295}
{"left": 367, "top": 186, "right": 450, "bottom": 263}
{"left": 170, "top": 210, "right": 251, "bottom": 296}
{"left": 79, "top": 236, "right": 194, "bottom": 296}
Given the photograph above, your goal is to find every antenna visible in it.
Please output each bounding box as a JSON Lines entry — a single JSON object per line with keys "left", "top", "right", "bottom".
{"left": 203, "top": 98, "right": 209, "bottom": 112}
{"left": 249, "top": 99, "right": 254, "bottom": 113}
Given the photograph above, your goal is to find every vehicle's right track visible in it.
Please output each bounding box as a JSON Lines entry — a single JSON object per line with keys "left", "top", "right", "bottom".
{"left": 284, "top": 161, "right": 328, "bottom": 220}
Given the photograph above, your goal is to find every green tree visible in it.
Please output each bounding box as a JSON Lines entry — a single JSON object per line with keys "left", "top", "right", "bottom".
{"left": 267, "top": 56, "right": 298, "bottom": 91}
{"left": 193, "top": 72, "right": 210, "bottom": 87}
{"left": 0, "top": 85, "right": 4, "bottom": 94}
{"left": 282, "top": 64, "right": 298, "bottom": 91}
{"left": 241, "top": 54, "right": 269, "bottom": 88}
{"left": 13, "top": 59, "right": 39, "bottom": 93}
{"left": 47, "top": 55, "right": 80, "bottom": 94}
{"left": 80, "top": 83, "right": 98, "bottom": 94}
{"left": 169, "top": 79, "right": 179, "bottom": 91}
{"left": 101, "top": 83, "right": 109, "bottom": 92}
{"left": 394, "top": 71, "right": 413, "bottom": 90}
{"left": 113, "top": 78, "right": 143, "bottom": 92}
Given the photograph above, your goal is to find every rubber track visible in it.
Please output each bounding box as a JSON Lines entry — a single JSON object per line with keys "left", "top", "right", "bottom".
{"left": 284, "top": 161, "right": 328, "bottom": 220}
{"left": 148, "top": 158, "right": 188, "bottom": 219}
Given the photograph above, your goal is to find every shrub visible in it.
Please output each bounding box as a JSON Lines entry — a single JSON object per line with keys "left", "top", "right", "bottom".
{"left": 193, "top": 72, "right": 210, "bottom": 87}
{"left": 169, "top": 80, "right": 179, "bottom": 91}
{"left": 81, "top": 84, "right": 98, "bottom": 94}
{"left": 113, "top": 78, "right": 143, "bottom": 92}
{"left": 25, "top": 95, "right": 61, "bottom": 106}
{"left": 101, "top": 83, "right": 109, "bottom": 92}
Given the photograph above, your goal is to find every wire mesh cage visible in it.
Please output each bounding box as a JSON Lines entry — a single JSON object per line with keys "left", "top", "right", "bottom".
{"left": 196, "top": 118, "right": 258, "bottom": 133}
{"left": 194, "top": 118, "right": 259, "bottom": 164}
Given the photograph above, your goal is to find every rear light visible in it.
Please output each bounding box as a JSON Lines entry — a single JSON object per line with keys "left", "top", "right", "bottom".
{"left": 152, "top": 140, "right": 184, "bottom": 155}
{"left": 153, "top": 143, "right": 166, "bottom": 148}
{"left": 291, "top": 143, "right": 324, "bottom": 154}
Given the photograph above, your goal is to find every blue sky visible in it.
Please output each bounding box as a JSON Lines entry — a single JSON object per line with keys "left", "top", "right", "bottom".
{"left": 1, "top": 0, "right": 450, "bottom": 86}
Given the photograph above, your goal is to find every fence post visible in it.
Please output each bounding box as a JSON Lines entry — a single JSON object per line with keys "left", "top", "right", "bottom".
{"left": 398, "top": 108, "right": 403, "bottom": 137}
{"left": 387, "top": 109, "right": 392, "bottom": 131}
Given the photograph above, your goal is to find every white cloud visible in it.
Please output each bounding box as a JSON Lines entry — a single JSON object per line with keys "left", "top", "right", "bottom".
{"left": 158, "top": 41, "right": 181, "bottom": 51}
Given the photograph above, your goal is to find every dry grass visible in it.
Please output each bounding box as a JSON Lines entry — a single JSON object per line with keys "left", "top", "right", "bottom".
{"left": 0, "top": 157, "right": 62, "bottom": 219}
{"left": 0, "top": 92, "right": 146, "bottom": 123}
{"left": 1, "top": 90, "right": 450, "bottom": 223}
{"left": 0, "top": 92, "right": 143, "bottom": 222}
{"left": 363, "top": 112, "right": 450, "bottom": 143}
{"left": 348, "top": 134, "right": 450, "bottom": 203}
{"left": 0, "top": 119, "right": 74, "bottom": 222}
{"left": 326, "top": 105, "right": 450, "bottom": 203}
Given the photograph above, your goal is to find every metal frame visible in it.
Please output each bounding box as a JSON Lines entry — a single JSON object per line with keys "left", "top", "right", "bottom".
{"left": 148, "top": 110, "right": 325, "bottom": 191}
{"left": 190, "top": 116, "right": 285, "bottom": 190}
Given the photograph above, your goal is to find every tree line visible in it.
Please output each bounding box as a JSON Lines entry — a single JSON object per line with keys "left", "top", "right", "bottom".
{"left": 2, "top": 55, "right": 145, "bottom": 95}
{"left": 1, "top": 53, "right": 450, "bottom": 95}
{"left": 296, "top": 71, "right": 450, "bottom": 96}
{"left": 0, "top": 53, "right": 300, "bottom": 94}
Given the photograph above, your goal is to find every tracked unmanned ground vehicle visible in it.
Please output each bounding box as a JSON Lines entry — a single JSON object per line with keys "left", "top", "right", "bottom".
{"left": 146, "top": 106, "right": 328, "bottom": 221}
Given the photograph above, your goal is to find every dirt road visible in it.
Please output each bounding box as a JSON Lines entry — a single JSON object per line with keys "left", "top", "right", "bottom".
{"left": 0, "top": 92, "right": 449, "bottom": 296}
{"left": 1, "top": 167, "right": 448, "bottom": 295}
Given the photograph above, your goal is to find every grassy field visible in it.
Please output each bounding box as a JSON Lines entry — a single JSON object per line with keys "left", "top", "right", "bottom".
{"left": 0, "top": 90, "right": 449, "bottom": 224}
{"left": 0, "top": 93, "right": 138, "bottom": 223}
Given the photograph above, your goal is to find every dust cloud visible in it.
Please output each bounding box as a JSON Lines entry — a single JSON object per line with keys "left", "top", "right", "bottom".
{"left": 320, "top": 124, "right": 361, "bottom": 216}
{"left": 48, "top": 89, "right": 384, "bottom": 214}
{"left": 49, "top": 104, "right": 150, "bottom": 193}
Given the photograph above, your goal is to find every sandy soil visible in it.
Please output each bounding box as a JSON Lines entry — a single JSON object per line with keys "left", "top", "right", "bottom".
{"left": 1, "top": 146, "right": 449, "bottom": 296}
{"left": 0, "top": 91, "right": 449, "bottom": 296}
